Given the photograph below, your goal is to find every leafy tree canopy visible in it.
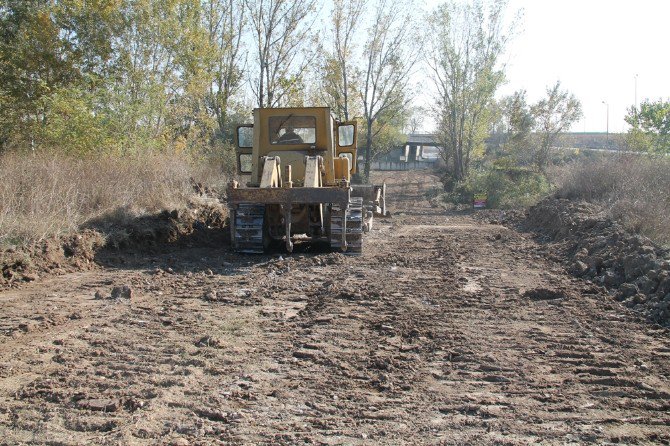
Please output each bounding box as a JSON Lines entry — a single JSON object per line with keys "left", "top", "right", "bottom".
{"left": 625, "top": 99, "right": 670, "bottom": 154}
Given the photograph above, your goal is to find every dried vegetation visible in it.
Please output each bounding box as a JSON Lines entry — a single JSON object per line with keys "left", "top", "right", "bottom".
{"left": 552, "top": 156, "right": 670, "bottom": 247}
{"left": 0, "top": 152, "right": 230, "bottom": 286}
{"left": 0, "top": 152, "right": 229, "bottom": 248}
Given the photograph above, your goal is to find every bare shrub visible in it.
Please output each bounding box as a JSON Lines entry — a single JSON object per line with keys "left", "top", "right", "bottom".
{"left": 552, "top": 156, "right": 670, "bottom": 245}
{"left": 0, "top": 151, "right": 230, "bottom": 247}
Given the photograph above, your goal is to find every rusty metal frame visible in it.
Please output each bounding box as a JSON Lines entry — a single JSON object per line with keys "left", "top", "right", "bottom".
{"left": 351, "top": 183, "right": 386, "bottom": 216}
{"left": 227, "top": 184, "right": 351, "bottom": 253}
{"left": 227, "top": 185, "right": 350, "bottom": 208}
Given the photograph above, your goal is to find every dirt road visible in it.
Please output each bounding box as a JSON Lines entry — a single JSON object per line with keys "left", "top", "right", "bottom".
{"left": 1, "top": 172, "right": 669, "bottom": 445}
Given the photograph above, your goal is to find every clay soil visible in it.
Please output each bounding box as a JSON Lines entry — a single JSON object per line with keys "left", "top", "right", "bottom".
{"left": 1, "top": 171, "right": 669, "bottom": 445}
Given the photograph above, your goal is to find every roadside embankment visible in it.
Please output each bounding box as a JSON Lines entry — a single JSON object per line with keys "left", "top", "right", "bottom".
{"left": 523, "top": 198, "right": 670, "bottom": 326}
{"left": 1, "top": 199, "right": 228, "bottom": 288}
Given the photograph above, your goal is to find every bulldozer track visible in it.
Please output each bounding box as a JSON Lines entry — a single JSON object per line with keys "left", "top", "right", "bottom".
{"left": 330, "top": 196, "right": 363, "bottom": 255}
{"left": 232, "top": 203, "right": 265, "bottom": 253}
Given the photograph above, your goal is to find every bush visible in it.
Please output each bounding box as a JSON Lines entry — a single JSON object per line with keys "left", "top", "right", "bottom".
{"left": 0, "top": 151, "right": 231, "bottom": 248}
{"left": 443, "top": 167, "right": 552, "bottom": 209}
{"left": 552, "top": 156, "right": 670, "bottom": 246}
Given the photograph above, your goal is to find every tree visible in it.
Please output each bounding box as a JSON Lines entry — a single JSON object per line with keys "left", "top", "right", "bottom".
{"left": 370, "top": 112, "right": 408, "bottom": 163}
{"left": 359, "top": 0, "right": 418, "bottom": 181}
{"left": 531, "top": 81, "right": 582, "bottom": 171}
{"left": 0, "top": 0, "right": 121, "bottom": 150}
{"left": 317, "top": 0, "right": 366, "bottom": 121}
{"left": 244, "top": 0, "right": 317, "bottom": 108}
{"left": 95, "top": 0, "right": 231, "bottom": 153}
{"left": 405, "top": 106, "right": 427, "bottom": 134}
{"left": 498, "top": 90, "right": 533, "bottom": 163}
{"left": 203, "top": 0, "right": 245, "bottom": 141}
{"left": 427, "top": 0, "right": 512, "bottom": 187}
{"left": 624, "top": 99, "right": 670, "bottom": 154}
{"left": 0, "top": 0, "right": 254, "bottom": 156}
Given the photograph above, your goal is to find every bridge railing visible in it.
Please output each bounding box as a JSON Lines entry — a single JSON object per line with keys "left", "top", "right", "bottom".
{"left": 371, "top": 160, "right": 436, "bottom": 171}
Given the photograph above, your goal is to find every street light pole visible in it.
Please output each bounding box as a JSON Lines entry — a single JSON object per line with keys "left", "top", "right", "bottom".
{"left": 602, "top": 100, "right": 609, "bottom": 149}
{"left": 634, "top": 74, "right": 638, "bottom": 110}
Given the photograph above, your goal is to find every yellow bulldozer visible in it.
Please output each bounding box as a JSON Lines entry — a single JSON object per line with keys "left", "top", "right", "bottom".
{"left": 227, "top": 107, "right": 386, "bottom": 255}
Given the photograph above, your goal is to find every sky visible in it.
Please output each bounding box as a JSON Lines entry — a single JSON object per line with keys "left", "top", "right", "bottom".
{"left": 421, "top": 0, "right": 670, "bottom": 133}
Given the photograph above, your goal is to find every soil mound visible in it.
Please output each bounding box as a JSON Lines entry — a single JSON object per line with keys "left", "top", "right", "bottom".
{"left": 86, "top": 198, "right": 228, "bottom": 251}
{"left": 1, "top": 198, "right": 228, "bottom": 289}
{"left": 524, "top": 198, "right": 670, "bottom": 326}
{"left": 1, "top": 229, "right": 105, "bottom": 286}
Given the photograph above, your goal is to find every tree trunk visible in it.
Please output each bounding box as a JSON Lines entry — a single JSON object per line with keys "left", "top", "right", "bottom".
{"left": 342, "top": 60, "right": 349, "bottom": 121}
{"left": 454, "top": 134, "right": 464, "bottom": 182}
{"left": 364, "top": 118, "right": 373, "bottom": 183}
{"left": 259, "top": 62, "right": 265, "bottom": 108}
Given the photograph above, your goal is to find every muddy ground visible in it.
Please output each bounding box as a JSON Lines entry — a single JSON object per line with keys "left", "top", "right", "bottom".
{"left": 1, "top": 171, "right": 669, "bottom": 445}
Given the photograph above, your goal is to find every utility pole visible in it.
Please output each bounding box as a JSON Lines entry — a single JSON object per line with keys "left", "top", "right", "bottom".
{"left": 601, "top": 100, "right": 609, "bottom": 149}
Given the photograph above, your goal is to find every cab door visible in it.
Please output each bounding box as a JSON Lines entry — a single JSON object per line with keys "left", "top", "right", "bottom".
{"left": 235, "top": 125, "right": 254, "bottom": 175}
{"left": 336, "top": 122, "right": 357, "bottom": 174}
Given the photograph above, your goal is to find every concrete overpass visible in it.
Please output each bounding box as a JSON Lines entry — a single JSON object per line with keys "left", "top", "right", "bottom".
{"left": 371, "top": 133, "right": 441, "bottom": 171}
{"left": 401, "top": 133, "right": 441, "bottom": 161}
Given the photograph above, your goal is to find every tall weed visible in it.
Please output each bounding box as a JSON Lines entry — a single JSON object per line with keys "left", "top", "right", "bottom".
{"left": 0, "top": 151, "right": 231, "bottom": 247}
{"left": 552, "top": 156, "right": 670, "bottom": 245}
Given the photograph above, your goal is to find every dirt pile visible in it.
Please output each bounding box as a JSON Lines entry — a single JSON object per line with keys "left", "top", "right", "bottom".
{"left": 1, "top": 230, "right": 105, "bottom": 286}
{"left": 1, "top": 198, "right": 228, "bottom": 289}
{"left": 86, "top": 198, "right": 228, "bottom": 250}
{"left": 470, "top": 208, "right": 526, "bottom": 227}
{"left": 524, "top": 198, "right": 670, "bottom": 326}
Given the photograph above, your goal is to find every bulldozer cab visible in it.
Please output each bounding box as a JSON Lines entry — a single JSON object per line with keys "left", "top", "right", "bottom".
{"left": 234, "top": 107, "right": 357, "bottom": 186}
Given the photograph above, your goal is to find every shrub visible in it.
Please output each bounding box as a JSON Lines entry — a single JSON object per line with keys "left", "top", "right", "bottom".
{"left": 443, "top": 167, "right": 552, "bottom": 209}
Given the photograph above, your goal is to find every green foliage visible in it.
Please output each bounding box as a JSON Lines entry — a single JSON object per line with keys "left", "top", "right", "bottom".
{"left": 429, "top": 0, "right": 512, "bottom": 184}
{"left": 0, "top": 0, "right": 245, "bottom": 156}
{"left": 443, "top": 167, "right": 552, "bottom": 209}
{"left": 36, "top": 87, "right": 114, "bottom": 155}
{"left": 531, "top": 81, "right": 582, "bottom": 172}
{"left": 624, "top": 99, "right": 670, "bottom": 153}
{"left": 623, "top": 127, "right": 654, "bottom": 153}
{"left": 0, "top": 0, "right": 125, "bottom": 146}
{"left": 317, "top": 52, "right": 363, "bottom": 121}
{"left": 495, "top": 90, "right": 534, "bottom": 163}
{"left": 441, "top": 82, "right": 582, "bottom": 209}
{"left": 370, "top": 118, "right": 405, "bottom": 160}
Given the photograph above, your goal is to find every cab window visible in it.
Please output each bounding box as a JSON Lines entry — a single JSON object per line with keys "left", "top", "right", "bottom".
{"left": 269, "top": 116, "right": 316, "bottom": 145}
{"left": 237, "top": 126, "right": 253, "bottom": 148}
{"left": 338, "top": 124, "right": 355, "bottom": 147}
{"left": 239, "top": 153, "right": 252, "bottom": 174}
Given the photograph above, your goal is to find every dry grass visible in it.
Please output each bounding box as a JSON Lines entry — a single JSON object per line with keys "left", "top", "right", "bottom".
{"left": 0, "top": 151, "right": 230, "bottom": 247}
{"left": 552, "top": 156, "right": 670, "bottom": 246}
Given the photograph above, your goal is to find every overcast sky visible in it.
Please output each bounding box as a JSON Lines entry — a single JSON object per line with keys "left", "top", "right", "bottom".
{"left": 310, "top": 0, "right": 668, "bottom": 133}
{"left": 495, "top": 0, "right": 668, "bottom": 133}
{"left": 416, "top": 0, "right": 669, "bottom": 133}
